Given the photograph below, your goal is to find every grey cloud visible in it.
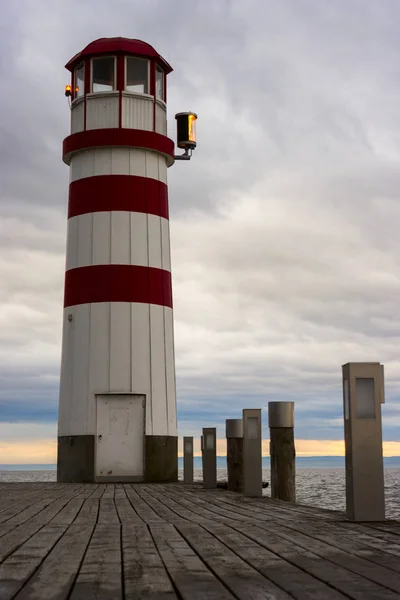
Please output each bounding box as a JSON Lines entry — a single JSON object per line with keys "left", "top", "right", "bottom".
{"left": 1, "top": 0, "right": 400, "bottom": 444}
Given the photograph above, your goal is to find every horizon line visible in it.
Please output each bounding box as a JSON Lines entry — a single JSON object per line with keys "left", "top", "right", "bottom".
{"left": 2, "top": 455, "right": 400, "bottom": 467}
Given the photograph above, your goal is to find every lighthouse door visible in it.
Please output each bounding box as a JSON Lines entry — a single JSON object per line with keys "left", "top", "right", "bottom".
{"left": 95, "top": 394, "right": 145, "bottom": 480}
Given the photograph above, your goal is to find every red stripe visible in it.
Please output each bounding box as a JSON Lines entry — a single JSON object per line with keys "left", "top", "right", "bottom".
{"left": 63, "top": 128, "right": 174, "bottom": 166}
{"left": 64, "top": 264, "right": 172, "bottom": 308}
{"left": 68, "top": 175, "right": 168, "bottom": 219}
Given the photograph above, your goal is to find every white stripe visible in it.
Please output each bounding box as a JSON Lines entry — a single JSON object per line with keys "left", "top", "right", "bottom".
{"left": 70, "top": 147, "right": 168, "bottom": 183}
{"left": 58, "top": 303, "right": 174, "bottom": 437}
{"left": 164, "top": 306, "right": 177, "bottom": 436}
{"left": 66, "top": 212, "right": 170, "bottom": 271}
{"left": 150, "top": 304, "right": 168, "bottom": 435}
{"left": 110, "top": 303, "right": 132, "bottom": 391}
{"left": 161, "top": 218, "right": 171, "bottom": 273}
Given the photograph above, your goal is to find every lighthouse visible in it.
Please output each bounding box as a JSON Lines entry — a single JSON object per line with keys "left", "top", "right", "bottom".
{"left": 57, "top": 38, "right": 196, "bottom": 483}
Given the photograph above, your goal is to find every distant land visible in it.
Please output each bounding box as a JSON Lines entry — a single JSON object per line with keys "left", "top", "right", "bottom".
{"left": 1, "top": 456, "right": 400, "bottom": 470}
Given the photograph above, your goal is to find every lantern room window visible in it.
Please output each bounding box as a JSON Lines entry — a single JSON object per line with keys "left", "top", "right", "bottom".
{"left": 74, "top": 62, "right": 84, "bottom": 98}
{"left": 92, "top": 57, "right": 115, "bottom": 92}
{"left": 156, "top": 65, "right": 164, "bottom": 101}
{"left": 126, "top": 57, "right": 149, "bottom": 94}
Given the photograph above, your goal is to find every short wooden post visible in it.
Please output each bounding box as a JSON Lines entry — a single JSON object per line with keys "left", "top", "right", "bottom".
{"left": 268, "top": 402, "right": 295, "bottom": 502}
{"left": 183, "top": 436, "right": 194, "bottom": 484}
{"left": 226, "top": 419, "right": 243, "bottom": 492}
{"left": 243, "top": 409, "right": 262, "bottom": 497}
{"left": 202, "top": 427, "right": 217, "bottom": 488}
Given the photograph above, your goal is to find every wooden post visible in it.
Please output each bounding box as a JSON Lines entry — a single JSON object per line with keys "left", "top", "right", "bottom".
{"left": 183, "top": 436, "right": 194, "bottom": 484}
{"left": 268, "top": 402, "right": 295, "bottom": 502}
{"left": 226, "top": 419, "right": 243, "bottom": 492}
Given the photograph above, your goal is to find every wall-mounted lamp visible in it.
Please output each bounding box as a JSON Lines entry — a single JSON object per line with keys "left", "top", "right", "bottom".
{"left": 174, "top": 112, "right": 197, "bottom": 160}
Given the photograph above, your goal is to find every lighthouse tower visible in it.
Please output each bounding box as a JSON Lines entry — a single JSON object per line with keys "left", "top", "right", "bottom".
{"left": 57, "top": 38, "right": 192, "bottom": 483}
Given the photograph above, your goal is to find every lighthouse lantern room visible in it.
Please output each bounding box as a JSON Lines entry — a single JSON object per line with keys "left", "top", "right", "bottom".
{"left": 58, "top": 38, "right": 192, "bottom": 483}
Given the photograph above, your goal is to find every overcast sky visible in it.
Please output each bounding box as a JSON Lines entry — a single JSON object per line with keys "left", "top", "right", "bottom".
{"left": 1, "top": 0, "right": 400, "bottom": 462}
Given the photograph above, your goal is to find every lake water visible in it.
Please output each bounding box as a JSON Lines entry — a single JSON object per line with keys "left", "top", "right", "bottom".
{"left": 1, "top": 468, "right": 399, "bottom": 519}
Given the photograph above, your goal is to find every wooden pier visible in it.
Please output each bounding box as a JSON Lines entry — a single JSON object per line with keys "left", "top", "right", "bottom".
{"left": 1, "top": 483, "right": 400, "bottom": 599}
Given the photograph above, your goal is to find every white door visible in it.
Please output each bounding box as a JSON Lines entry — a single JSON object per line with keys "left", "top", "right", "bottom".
{"left": 96, "top": 394, "right": 145, "bottom": 478}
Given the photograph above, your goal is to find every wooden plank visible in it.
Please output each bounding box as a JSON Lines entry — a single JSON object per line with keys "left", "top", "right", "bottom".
{"left": 73, "top": 498, "right": 99, "bottom": 526}
{"left": 0, "top": 489, "right": 85, "bottom": 563}
{"left": 1, "top": 482, "right": 400, "bottom": 600}
{"left": 114, "top": 485, "right": 126, "bottom": 500}
{"left": 160, "top": 488, "right": 241, "bottom": 526}
{"left": 338, "top": 522, "right": 400, "bottom": 554}
{"left": 0, "top": 497, "right": 58, "bottom": 527}
{"left": 74, "top": 485, "right": 99, "bottom": 499}
{"left": 0, "top": 489, "right": 55, "bottom": 515}
{"left": 163, "top": 487, "right": 400, "bottom": 599}
{"left": 89, "top": 484, "right": 106, "bottom": 499}
{"left": 176, "top": 522, "right": 294, "bottom": 600}
{"left": 180, "top": 489, "right": 292, "bottom": 525}
{"left": 14, "top": 524, "right": 94, "bottom": 600}
{"left": 365, "top": 522, "right": 400, "bottom": 537}
{"left": 207, "top": 491, "right": 400, "bottom": 594}
{"left": 284, "top": 519, "right": 400, "bottom": 573}
{"left": 232, "top": 521, "right": 400, "bottom": 600}
{"left": 150, "top": 523, "right": 236, "bottom": 600}
{"left": 164, "top": 490, "right": 237, "bottom": 526}
{"left": 69, "top": 524, "right": 123, "bottom": 600}
{"left": 101, "top": 484, "right": 115, "bottom": 499}
{"left": 125, "top": 485, "right": 164, "bottom": 524}
{"left": 122, "top": 524, "right": 177, "bottom": 599}
{"left": 50, "top": 498, "right": 85, "bottom": 526}
{"left": 0, "top": 524, "right": 67, "bottom": 599}
{"left": 134, "top": 485, "right": 186, "bottom": 524}
{"left": 231, "top": 513, "right": 400, "bottom": 593}
{"left": 201, "top": 521, "right": 348, "bottom": 600}
{"left": 148, "top": 487, "right": 211, "bottom": 525}
{"left": 98, "top": 498, "right": 120, "bottom": 524}
{"left": 115, "top": 497, "right": 144, "bottom": 525}
{"left": 245, "top": 493, "right": 345, "bottom": 521}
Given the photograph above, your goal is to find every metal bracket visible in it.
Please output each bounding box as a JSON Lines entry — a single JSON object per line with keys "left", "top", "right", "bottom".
{"left": 174, "top": 148, "right": 193, "bottom": 161}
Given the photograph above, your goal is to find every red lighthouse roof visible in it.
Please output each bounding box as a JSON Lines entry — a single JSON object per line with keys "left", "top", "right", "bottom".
{"left": 65, "top": 37, "right": 173, "bottom": 73}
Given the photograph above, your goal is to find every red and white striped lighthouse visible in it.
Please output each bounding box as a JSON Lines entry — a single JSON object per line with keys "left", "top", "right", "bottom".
{"left": 57, "top": 38, "right": 195, "bottom": 482}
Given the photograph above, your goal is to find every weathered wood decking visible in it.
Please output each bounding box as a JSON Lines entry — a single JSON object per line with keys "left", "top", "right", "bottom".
{"left": 0, "top": 483, "right": 400, "bottom": 599}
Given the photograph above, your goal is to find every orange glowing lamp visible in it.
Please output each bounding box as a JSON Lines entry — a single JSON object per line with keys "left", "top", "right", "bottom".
{"left": 175, "top": 112, "right": 197, "bottom": 150}
{"left": 65, "top": 85, "right": 72, "bottom": 97}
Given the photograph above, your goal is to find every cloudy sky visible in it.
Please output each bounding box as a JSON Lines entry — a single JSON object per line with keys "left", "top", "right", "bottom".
{"left": 1, "top": 0, "right": 400, "bottom": 462}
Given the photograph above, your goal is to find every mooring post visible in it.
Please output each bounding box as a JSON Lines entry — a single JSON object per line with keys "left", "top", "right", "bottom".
{"left": 183, "top": 436, "right": 194, "bottom": 484}
{"left": 202, "top": 427, "right": 217, "bottom": 488}
{"left": 342, "top": 362, "right": 385, "bottom": 521}
{"left": 268, "top": 401, "right": 295, "bottom": 502}
{"left": 226, "top": 419, "right": 243, "bottom": 492}
{"left": 243, "top": 409, "right": 262, "bottom": 497}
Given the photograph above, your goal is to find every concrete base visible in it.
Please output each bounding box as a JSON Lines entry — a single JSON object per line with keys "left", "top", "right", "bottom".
{"left": 145, "top": 435, "right": 178, "bottom": 482}
{"left": 58, "top": 434, "right": 178, "bottom": 483}
{"left": 227, "top": 437, "right": 243, "bottom": 492}
{"left": 57, "top": 435, "right": 95, "bottom": 483}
